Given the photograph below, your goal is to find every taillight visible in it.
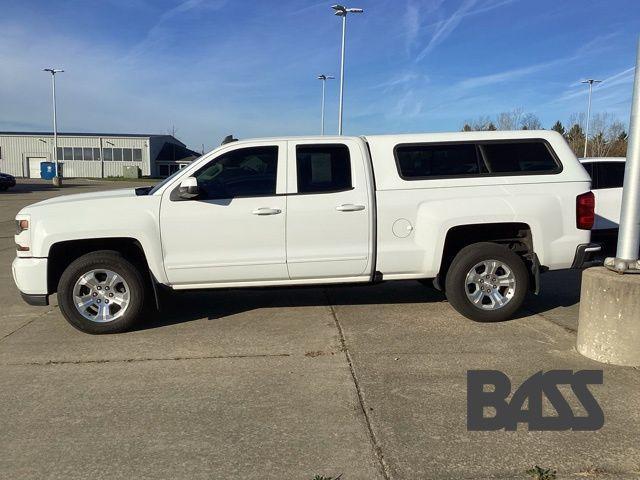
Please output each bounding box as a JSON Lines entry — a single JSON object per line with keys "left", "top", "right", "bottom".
{"left": 577, "top": 191, "right": 595, "bottom": 230}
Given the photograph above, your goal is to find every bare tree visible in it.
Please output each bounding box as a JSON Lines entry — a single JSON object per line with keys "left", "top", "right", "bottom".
{"left": 496, "top": 108, "right": 524, "bottom": 130}
{"left": 520, "top": 113, "right": 542, "bottom": 130}
{"left": 588, "top": 113, "right": 627, "bottom": 157}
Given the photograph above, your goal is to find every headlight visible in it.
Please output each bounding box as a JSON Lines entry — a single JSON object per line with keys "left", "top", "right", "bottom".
{"left": 16, "top": 219, "right": 29, "bottom": 235}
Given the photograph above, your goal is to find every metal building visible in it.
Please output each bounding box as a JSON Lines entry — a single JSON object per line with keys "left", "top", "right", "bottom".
{"left": 0, "top": 132, "right": 199, "bottom": 178}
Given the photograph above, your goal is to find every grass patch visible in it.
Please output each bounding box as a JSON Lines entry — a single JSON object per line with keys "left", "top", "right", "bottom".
{"left": 526, "top": 466, "right": 557, "bottom": 479}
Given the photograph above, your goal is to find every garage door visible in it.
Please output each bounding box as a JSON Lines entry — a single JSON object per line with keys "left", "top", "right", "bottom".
{"left": 27, "top": 157, "right": 47, "bottom": 178}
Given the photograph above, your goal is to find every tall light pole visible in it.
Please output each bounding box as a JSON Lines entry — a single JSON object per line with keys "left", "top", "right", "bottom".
{"left": 332, "top": 4, "right": 363, "bottom": 135}
{"left": 43, "top": 68, "right": 64, "bottom": 186}
{"left": 317, "top": 74, "right": 335, "bottom": 135}
{"left": 581, "top": 78, "right": 602, "bottom": 158}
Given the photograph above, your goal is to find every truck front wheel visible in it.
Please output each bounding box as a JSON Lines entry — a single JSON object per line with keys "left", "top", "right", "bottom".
{"left": 444, "top": 242, "right": 529, "bottom": 322}
{"left": 57, "top": 251, "right": 146, "bottom": 334}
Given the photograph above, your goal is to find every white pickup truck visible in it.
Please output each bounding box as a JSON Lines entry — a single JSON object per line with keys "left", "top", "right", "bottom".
{"left": 13, "top": 130, "right": 600, "bottom": 333}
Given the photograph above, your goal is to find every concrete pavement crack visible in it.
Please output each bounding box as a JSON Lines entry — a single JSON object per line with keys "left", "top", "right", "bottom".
{"left": 4, "top": 353, "right": 292, "bottom": 366}
{"left": 324, "top": 288, "right": 391, "bottom": 480}
{"left": 0, "top": 308, "right": 54, "bottom": 342}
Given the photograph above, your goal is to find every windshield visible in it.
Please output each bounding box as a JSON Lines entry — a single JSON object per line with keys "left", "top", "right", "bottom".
{"left": 148, "top": 168, "right": 187, "bottom": 195}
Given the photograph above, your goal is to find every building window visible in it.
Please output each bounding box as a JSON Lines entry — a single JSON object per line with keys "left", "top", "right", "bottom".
{"left": 73, "top": 147, "right": 83, "bottom": 161}
{"left": 63, "top": 147, "right": 72, "bottom": 161}
{"left": 113, "top": 148, "right": 123, "bottom": 161}
{"left": 56, "top": 147, "right": 63, "bottom": 160}
{"left": 296, "top": 144, "right": 352, "bottom": 193}
{"left": 93, "top": 148, "right": 101, "bottom": 161}
{"left": 123, "top": 148, "right": 132, "bottom": 162}
{"left": 133, "top": 149, "right": 142, "bottom": 162}
{"left": 83, "top": 147, "right": 94, "bottom": 161}
{"left": 103, "top": 148, "right": 113, "bottom": 161}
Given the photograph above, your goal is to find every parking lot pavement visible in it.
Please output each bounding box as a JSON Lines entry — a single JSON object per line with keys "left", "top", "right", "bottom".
{"left": 1, "top": 179, "right": 639, "bottom": 479}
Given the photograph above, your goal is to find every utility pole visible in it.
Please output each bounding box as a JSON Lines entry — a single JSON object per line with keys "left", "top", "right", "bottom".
{"left": 332, "top": 4, "right": 363, "bottom": 135}
{"left": 317, "top": 74, "right": 335, "bottom": 135}
{"left": 582, "top": 79, "right": 602, "bottom": 158}
{"left": 577, "top": 39, "right": 640, "bottom": 368}
{"left": 43, "top": 68, "right": 64, "bottom": 186}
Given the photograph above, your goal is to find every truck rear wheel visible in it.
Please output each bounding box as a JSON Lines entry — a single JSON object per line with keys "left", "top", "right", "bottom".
{"left": 445, "top": 242, "right": 528, "bottom": 322}
{"left": 57, "top": 251, "right": 146, "bottom": 334}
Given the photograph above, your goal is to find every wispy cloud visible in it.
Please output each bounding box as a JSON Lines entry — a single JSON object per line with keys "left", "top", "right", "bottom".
{"left": 455, "top": 59, "right": 561, "bottom": 90}
{"left": 555, "top": 66, "right": 635, "bottom": 104}
{"left": 415, "top": 0, "right": 478, "bottom": 62}
{"left": 126, "top": 0, "right": 228, "bottom": 61}
{"left": 413, "top": 0, "right": 518, "bottom": 62}
{"left": 373, "top": 71, "right": 427, "bottom": 91}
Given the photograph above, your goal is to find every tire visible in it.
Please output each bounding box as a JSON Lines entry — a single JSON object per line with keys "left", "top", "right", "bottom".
{"left": 444, "top": 242, "right": 529, "bottom": 322}
{"left": 57, "top": 250, "right": 146, "bottom": 334}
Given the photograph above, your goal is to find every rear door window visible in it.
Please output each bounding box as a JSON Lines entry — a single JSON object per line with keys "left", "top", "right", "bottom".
{"left": 296, "top": 144, "right": 352, "bottom": 193}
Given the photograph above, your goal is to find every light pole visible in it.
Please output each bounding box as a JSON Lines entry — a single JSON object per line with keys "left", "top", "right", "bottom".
{"left": 317, "top": 74, "right": 335, "bottom": 135}
{"left": 581, "top": 79, "right": 602, "bottom": 158}
{"left": 43, "top": 68, "right": 64, "bottom": 186}
{"left": 332, "top": 4, "right": 363, "bottom": 135}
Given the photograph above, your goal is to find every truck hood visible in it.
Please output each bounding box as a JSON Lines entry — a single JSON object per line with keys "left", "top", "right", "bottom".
{"left": 23, "top": 188, "right": 138, "bottom": 210}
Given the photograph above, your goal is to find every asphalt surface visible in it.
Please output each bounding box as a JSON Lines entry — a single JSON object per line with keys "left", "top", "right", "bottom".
{"left": 1, "top": 179, "right": 638, "bottom": 479}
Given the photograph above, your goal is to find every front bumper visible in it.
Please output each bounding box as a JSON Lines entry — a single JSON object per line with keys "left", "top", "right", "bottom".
{"left": 12, "top": 257, "right": 49, "bottom": 305}
{"left": 571, "top": 243, "right": 602, "bottom": 269}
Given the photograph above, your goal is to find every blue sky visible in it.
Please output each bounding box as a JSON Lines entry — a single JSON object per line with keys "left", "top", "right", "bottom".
{"left": 0, "top": 0, "right": 638, "bottom": 151}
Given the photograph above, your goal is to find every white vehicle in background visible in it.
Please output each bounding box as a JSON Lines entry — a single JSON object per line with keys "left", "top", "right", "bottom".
{"left": 579, "top": 157, "right": 625, "bottom": 248}
{"left": 13, "top": 130, "right": 600, "bottom": 333}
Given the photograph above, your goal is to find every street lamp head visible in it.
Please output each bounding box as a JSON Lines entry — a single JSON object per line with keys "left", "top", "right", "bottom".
{"left": 43, "top": 68, "right": 65, "bottom": 74}
{"left": 332, "top": 4, "right": 346, "bottom": 15}
{"left": 317, "top": 74, "right": 335, "bottom": 80}
{"left": 581, "top": 79, "right": 602, "bottom": 85}
{"left": 331, "top": 4, "right": 363, "bottom": 15}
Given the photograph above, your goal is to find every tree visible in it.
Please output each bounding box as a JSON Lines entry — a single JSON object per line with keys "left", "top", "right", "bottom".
{"left": 520, "top": 113, "right": 542, "bottom": 130}
{"left": 496, "top": 108, "right": 524, "bottom": 130}
{"left": 461, "top": 123, "right": 472, "bottom": 132}
{"left": 487, "top": 122, "right": 497, "bottom": 131}
{"left": 566, "top": 123, "right": 585, "bottom": 156}
{"left": 551, "top": 120, "right": 566, "bottom": 136}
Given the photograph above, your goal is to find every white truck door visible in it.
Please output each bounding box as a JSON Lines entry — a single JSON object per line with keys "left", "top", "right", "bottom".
{"left": 285, "top": 139, "right": 372, "bottom": 280}
{"left": 159, "top": 142, "right": 288, "bottom": 286}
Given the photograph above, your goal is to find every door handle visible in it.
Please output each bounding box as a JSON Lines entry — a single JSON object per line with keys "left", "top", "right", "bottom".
{"left": 336, "top": 204, "right": 365, "bottom": 212}
{"left": 252, "top": 207, "right": 282, "bottom": 215}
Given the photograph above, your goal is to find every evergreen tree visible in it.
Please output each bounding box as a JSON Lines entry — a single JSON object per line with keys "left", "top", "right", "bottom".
{"left": 551, "top": 120, "right": 566, "bottom": 136}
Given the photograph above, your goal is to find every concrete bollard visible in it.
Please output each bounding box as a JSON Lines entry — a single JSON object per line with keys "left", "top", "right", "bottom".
{"left": 577, "top": 267, "right": 640, "bottom": 366}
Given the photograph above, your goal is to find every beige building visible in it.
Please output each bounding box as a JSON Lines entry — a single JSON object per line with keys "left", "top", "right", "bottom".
{"left": 0, "top": 131, "right": 199, "bottom": 178}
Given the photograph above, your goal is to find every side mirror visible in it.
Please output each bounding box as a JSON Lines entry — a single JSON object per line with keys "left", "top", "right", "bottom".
{"left": 178, "top": 177, "right": 200, "bottom": 199}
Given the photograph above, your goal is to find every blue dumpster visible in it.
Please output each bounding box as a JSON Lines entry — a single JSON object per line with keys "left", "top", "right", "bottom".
{"left": 40, "top": 162, "right": 56, "bottom": 180}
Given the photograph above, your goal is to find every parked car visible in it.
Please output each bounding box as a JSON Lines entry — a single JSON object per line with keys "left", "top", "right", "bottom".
{"left": 13, "top": 130, "right": 600, "bottom": 333}
{"left": 579, "top": 157, "right": 625, "bottom": 251}
{"left": 0, "top": 172, "right": 16, "bottom": 191}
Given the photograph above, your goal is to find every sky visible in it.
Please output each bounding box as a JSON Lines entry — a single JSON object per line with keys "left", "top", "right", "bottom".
{"left": 0, "top": 0, "right": 638, "bottom": 151}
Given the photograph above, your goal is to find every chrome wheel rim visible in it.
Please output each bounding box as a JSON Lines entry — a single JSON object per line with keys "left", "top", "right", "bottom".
{"left": 464, "top": 259, "right": 516, "bottom": 310}
{"left": 72, "top": 269, "right": 130, "bottom": 323}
